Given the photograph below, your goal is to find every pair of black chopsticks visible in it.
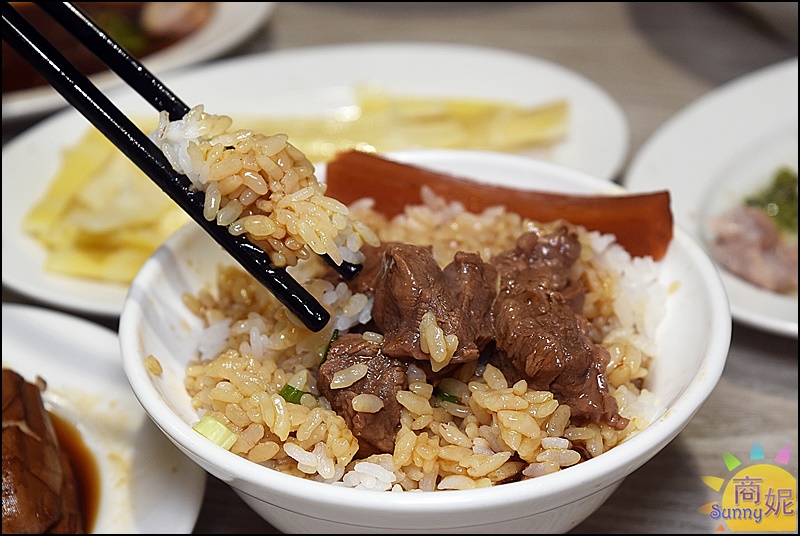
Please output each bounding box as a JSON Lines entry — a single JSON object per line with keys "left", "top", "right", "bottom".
{"left": 2, "top": 2, "right": 359, "bottom": 332}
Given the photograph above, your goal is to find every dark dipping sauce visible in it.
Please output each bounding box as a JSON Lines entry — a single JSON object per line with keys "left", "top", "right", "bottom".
{"left": 50, "top": 411, "right": 101, "bottom": 534}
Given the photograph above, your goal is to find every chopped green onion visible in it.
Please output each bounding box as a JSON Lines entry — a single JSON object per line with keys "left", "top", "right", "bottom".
{"left": 434, "top": 387, "right": 458, "bottom": 404}
{"left": 279, "top": 384, "right": 308, "bottom": 404}
{"left": 320, "top": 329, "right": 340, "bottom": 364}
{"left": 193, "top": 415, "right": 237, "bottom": 450}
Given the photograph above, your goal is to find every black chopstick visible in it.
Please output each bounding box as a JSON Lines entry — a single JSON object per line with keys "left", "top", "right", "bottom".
{"left": 37, "top": 1, "right": 362, "bottom": 283}
{"left": 37, "top": 1, "right": 190, "bottom": 120}
{"left": 2, "top": 2, "right": 336, "bottom": 332}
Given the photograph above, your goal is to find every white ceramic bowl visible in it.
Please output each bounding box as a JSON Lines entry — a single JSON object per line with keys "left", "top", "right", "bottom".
{"left": 119, "top": 150, "right": 732, "bottom": 533}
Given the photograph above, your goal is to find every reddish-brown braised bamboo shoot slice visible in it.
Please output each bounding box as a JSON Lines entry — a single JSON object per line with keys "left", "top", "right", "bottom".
{"left": 324, "top": 150, "right": 673, "bottom": 260}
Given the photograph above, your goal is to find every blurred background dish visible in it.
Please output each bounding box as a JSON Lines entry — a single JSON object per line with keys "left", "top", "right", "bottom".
{"left": 1, "top": 42, "right": 629, "bottom": 318}
{"left": 108, "top": 42, "right": 628, "bottom": 180}
{"left": 624, "top": 58, "right": 798, "bottom": 339}
{"left": 2, "top": 303, "right": 206, "bottom": 533}
{"left": 1, "top": 2, "right": 277, "bottom": 123}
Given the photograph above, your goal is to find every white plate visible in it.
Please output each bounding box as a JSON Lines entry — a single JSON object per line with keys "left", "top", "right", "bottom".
{"left": 624, "top": 58, "right": 798, "bottom": 338}
{"left": 1, "top": 303, "right": 206, "bottom": 534}
{"left": 2, "top": 2, "right": 277, "bottom": 122}
{"left": 1, "top": 42, "right": 629, "bottom": 318}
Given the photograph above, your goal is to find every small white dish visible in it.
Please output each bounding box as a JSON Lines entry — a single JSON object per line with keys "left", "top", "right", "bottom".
{"left": 1, "top": 303, "right": 207, "bottom": 534}
{"left": 2, "top": 2, "right": 277, "bottom": 122}
{"left": 2, "top": 42, "right": 629, "bottom": 318}
{"left": 624, "top": 58, "right": 798, "bottom": 338}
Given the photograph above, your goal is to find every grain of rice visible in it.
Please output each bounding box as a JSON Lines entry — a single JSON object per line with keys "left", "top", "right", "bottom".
{"left": 462, "top": 452, "right": 512, "bottom": 477}
{"left": 482, "top": 364, "right": 508, "bottom": 390}
{"left": 397, "top": 391, "right": 434, "bottom": 415}
{"left": 541, "top": 437, "right": 570, "bottom": 450}
{"left": 437, "top": 422, "right": 473, "bottom": 448}
{"left": 203, "top": 181, "right": 222, "bottom": 220}
{"left": 487, "top": 461, "right": 527, "bottom": 482}
{"left": 144, "top": 355, "right": 163, "bottom": 376}
{"left": 473, "top": 389, "right": 528, "bottom": 412}
{"left": 225, "top": 402, "right": 251, "bottom": 428}
{"left": 354, "top": 461, "right": 396, "bottom": 484}
{"left": 438, "top": 475, "right": 482, "bottom": 490}
{"left": 331, "top": 363, "right": 369, "bottom": 389}
{"left": 209, "top": 382, "right": 243, "bottom": 404}
{"left": 523, "top": 461, "right": 560, "bottom": 478}
{"left": 418, "top": 468, "right": 438, "bottom": 491}
{"left": 231, "top": 423, "right": 265, "bottom": 454}
{"left": 247, "top": 441, "right": 280, "bottom": 463}
{"left": 408, "top": 381, "right": 434, "bottom": 399}
{"left": 516, "top": 437, "right": 542, "bottom": 462}
{"left": 437, "top": 445, "right": 473, "bottom": 462}
{"left": 439, "top": 400, "right": 472, "bottom": 419}
{"left": 497, "top": 410, "right": 540, "bottom": 438}
{"left": 352, "top": 394, "right": 384, "bottom": 413}
{"left": 217, "top": 173, "right": 244, "bottom": 196}
{"left": 531, "top": 398, "right": 559, "bottom": 419}
{"left": 585, "top": 427, "right": 605, "bottom": 458}
{"left": 563, "top": 426, "right": 596, "bottom": 441}
{"left": 393, "top": 429, "right": 417, "bottom": 467}
{"left": 411, "top": 414, "right": 434, "bottom": 430}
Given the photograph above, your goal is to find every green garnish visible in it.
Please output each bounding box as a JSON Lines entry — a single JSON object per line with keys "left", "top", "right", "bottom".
{"left": 745, "top": 166, "right": 798, "bottom": 235}
{"left": 279, "top": 384, "right": 308, "bottom": 404}
{"left": 434, "top": 387, "right": 459, "bottom": 404}
{"left": 193, "top": 415, "right": 237, "bottom": 450}
{"left": 320, "top": 329, "right": 340, "bottom": 364}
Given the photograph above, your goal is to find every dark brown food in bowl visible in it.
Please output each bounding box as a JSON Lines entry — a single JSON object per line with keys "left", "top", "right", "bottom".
{"left": 2, "top": 2, "right": 213, "bottom": 94}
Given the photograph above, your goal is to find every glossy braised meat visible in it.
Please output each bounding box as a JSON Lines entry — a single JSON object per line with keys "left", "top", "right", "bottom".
{"left": 2, "top": 369, "right": 84, "bottom": 534}
{"left": 372, "top": 243, "right": 497, "bottom": 364}
{"left": 341, "top": 243, "right": 386, "bottom": 296}
{"left": 317, "top": 334, "right": 408, "bottom": 455}
{"left": 490, "top": 228, "right": 628, "bottom": 429}
{"left": 321, "top": 225, "right": 626, "bottom": 442}
{"left": 490, "top": 225, "right": 585, "bottom": 313}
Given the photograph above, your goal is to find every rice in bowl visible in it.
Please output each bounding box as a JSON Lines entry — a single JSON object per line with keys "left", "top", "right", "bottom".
{"left": 174, "top": 182, "right": 663, "bottom": 492}
{"left": 142, "top": 107, "right": 665, "bottom": 491}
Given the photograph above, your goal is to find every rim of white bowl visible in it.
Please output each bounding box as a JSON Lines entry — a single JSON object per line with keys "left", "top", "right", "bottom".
{"left": 119, "top": 149, "right": 731, "bottom": 516}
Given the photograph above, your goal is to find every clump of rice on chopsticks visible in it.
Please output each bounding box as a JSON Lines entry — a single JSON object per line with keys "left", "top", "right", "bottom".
{"left": 148, "top": 104, "right": 379, "bottom": 268}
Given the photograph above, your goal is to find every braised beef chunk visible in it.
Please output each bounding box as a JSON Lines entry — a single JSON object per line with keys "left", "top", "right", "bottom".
{"left": 342, "top": 242, "right": 387, "bottom": 296}
{"left": 490, "top": 228, "right": 628, "bottom": 430}
{"left": 442, "top": 252, "right": 498, "bottom": 351}
{"left": 323, "top": 224, "right": 627, "bottom": 433}
{"left": 2, "top": 369, "right": 84, "bottom": 534}
{"left": 491, "top": 225, "right": 585, "bottom": 313}
{"left": 372, "top": 243, "right": 496, "bottom": 364}
{"left": 371, "top": 243, "right": 447, "bottom": 361}
{"left": 317, "top": 334, "right": 408, "bottom": 454}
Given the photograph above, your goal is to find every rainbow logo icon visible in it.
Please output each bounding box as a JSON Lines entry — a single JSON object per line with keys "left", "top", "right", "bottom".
{"left": 698, "top": 442, "right": 797, "bottom": 532}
